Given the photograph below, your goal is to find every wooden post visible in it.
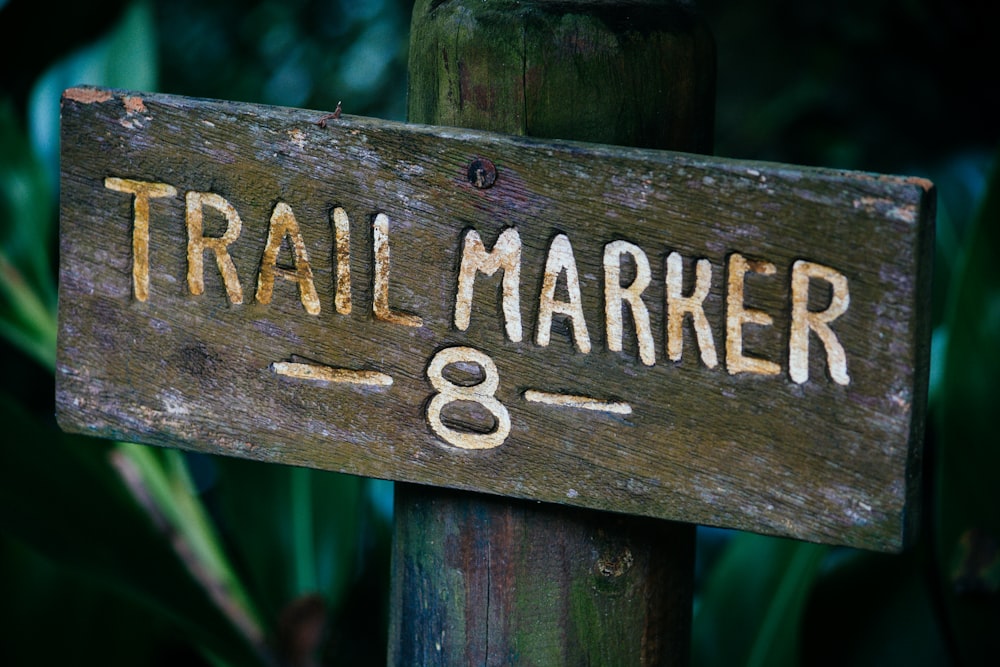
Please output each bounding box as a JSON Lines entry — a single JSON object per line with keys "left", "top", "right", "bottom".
{"left": 390, "top": 1, "right": 715, "bottom": 664}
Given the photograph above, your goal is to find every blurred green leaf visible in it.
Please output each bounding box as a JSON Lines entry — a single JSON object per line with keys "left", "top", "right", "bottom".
{"left": 935, "top": 147, "right": 1000, "bottom": 664}
{"left": 0, "top": 250, "right": 56, "bottom": 369}
{"left": 0, "top": 397, "right": 270, "bottom": 665}
{"left": 209, "top": 458, "right": 396, "bottom": 664}
{"left": 212, "top": 458, "right": 366, "bottom": 625}
{"left": 692, "top": 533, "right": 827, "bottom": 667}
{"left": 0, "top": 101, "right": 57, "bottom": 368}
{"left": 0, "top": 98, "right": 53, "bottom": 293}
{"left": 119, "top": 444, "right": 265, "bottom": 635}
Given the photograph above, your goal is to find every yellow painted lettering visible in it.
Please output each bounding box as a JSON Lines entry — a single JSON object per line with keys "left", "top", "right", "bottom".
{"left": 332, "top": 207, "right": 352, "bottom": 315}
{"left": 373, "top": 213, "right": 422, "bottom": 327}
{"left": 185, "top": 191, "right": 243, "bottom": 304}
{"left": 254, "top": 202, "right": 320, "bottom": 315}
{"left": 726, "top": 253, "right": 780, "bottom": 376}
{"left": 104, "top": 177, "right": 177, "bottom": 302}
{"left": 666, "top": 252, "right": 718, "bottom": 368}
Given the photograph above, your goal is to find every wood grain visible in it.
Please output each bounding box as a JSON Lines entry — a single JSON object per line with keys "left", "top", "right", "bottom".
{"left": 390, "top": 485, "right": 694, "bottom": 665}
{"left": 56, "top": 86, "right": 933, "bottom": 551}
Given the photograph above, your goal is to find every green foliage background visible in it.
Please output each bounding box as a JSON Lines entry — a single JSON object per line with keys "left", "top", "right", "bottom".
{"left": 0, "top": 0, "right": 997, "bottom": 664}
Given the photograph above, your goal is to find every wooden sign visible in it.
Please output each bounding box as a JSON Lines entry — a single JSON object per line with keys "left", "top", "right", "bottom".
{"left": 56, "top": 87, "right": 934, "bottom": 552}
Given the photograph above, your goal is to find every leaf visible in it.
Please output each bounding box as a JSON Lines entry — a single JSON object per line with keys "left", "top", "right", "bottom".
{"left": 0, "top": 101, "right": 58, "bottom": 369}
{"left": 211, "top": 457, "right": 368, "bottom": 625}
{"left": 208, "top": 457, "right": 396, "bottom": 664}
{"left": 2, "top": 6, "right": 269, "bottom": 662}
{"left": 115, "top": 443, "right": 266, "bottom": 638}
{"left": 0, "top": 396, "right": 271, "bottom": 665}
{"left": 935, "top": 148, "right": 1000, "bottom": 663}
{"left": 692, "top": 532, "right": 828, "bottom": 667}
{"left": 0, "top": 98, "right": 54, "bottom": 303}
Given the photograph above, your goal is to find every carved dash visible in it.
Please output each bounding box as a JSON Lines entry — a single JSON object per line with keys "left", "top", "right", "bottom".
{"left": 271, "top": 361, "right": 392, "bottom": 387}
{"left": 523, "top": 390, "right": 632, "bottom": 415}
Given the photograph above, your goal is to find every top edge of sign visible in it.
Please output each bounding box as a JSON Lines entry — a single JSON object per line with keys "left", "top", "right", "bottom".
{"left": 61, "top": 86, "right": 935, "bottom": 200}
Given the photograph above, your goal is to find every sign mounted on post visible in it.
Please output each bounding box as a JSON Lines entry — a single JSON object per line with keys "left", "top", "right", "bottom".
{"left": 56, "top": 87, "right": 934, "bottom": 552}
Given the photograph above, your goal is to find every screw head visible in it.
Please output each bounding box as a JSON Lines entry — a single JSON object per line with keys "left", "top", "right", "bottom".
{"left": 467, "top": 158, "right": 497, "bottom": 189}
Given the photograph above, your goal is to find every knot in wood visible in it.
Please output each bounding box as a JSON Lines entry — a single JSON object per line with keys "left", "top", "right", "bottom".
{"left": 595, "top": 545, "right": 634, "bottom": 578}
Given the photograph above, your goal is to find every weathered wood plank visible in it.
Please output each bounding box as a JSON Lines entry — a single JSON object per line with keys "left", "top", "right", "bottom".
{"left": 56, "top": 86, "right": 933, "bottom": 551}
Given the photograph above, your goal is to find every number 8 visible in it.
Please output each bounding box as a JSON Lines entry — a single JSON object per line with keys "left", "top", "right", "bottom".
{"left": 426, "top": 346, "right": 511, "bottom": 450}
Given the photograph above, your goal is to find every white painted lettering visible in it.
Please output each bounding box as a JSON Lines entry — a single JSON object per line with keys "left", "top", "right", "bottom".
{"left": 454, "top": 227, "right": 522, "bottom": 341}
{"left": 536, "top": 234, "right": 591, "bottom": 353}
{"left": 790, "top": 260, "right": 850, "bottom": 385}
{"left": 523, "top": 389, "right": 632, "bottom": 415}
{"left": 604, "top": 240, "right": 654, "bottom": 365}
{"left": 426, "top": 346, "right": 510, "bottom": 449}
{"left": 665, "top": 252, "right": 718, "bottom": 368}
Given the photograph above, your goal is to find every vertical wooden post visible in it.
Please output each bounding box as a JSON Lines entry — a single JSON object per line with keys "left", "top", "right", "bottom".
{"left": 390, "top": 1, "right": 715, "bottom": 664}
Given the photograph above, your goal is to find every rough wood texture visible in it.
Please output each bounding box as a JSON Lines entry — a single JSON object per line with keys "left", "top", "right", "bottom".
{"left": 392, "top": 2, "right": 711, "bottom": 664}
{"left": 57, "top": 86, "right": 933, "bottom": 552}
{"left": 391, "top": 486, "right": 694, "bottom": 666}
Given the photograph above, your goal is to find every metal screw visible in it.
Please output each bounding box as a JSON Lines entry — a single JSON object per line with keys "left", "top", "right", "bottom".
{"left": 467, "top": 158, "right": 497, "bottom": 189}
